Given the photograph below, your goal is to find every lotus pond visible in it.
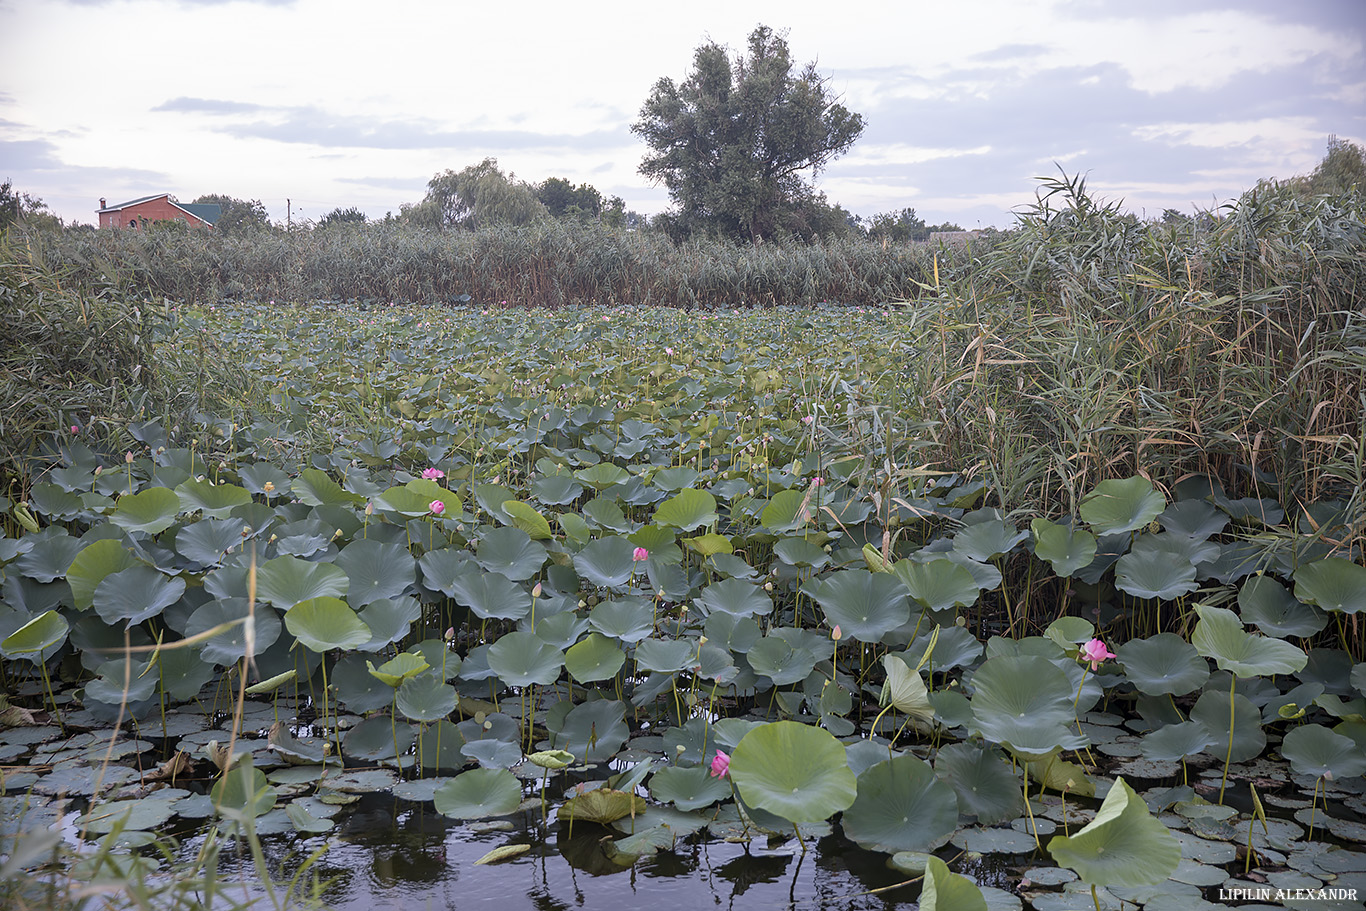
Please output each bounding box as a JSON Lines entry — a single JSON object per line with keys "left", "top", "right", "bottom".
{"left": 1, "top": 303, "right": 1364, "bottom": 911}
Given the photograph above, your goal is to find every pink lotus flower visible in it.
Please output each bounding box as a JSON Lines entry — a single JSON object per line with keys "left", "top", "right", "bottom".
{"left": 70, "top": 425, "right": 80, "bottom": 434}
{"left": 632, "top": 547, "right": 649, "bottom": 562}
{"left": 802, "top": 415, "right": 814, "bottom": 425}
{"left": 710, "top": 750, "right": 729, "bottom": 778}
{"left": 429, "top": 499, "right": 445, "bottom": 515}
{"left": 422, "top": 467, "right": 445, "bottom": 480}
{"left": 1079, "top": 638, "right": 1115, "bottom": 670}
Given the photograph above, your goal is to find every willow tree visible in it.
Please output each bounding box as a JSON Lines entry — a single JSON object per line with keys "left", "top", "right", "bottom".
{"left": 632, "top": 25, "right": 864, "bottom": 241}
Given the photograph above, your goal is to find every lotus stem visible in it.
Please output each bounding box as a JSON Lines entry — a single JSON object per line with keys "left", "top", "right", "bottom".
{"left": 1218, "top": 672, "right": 1235, "bottom": 804}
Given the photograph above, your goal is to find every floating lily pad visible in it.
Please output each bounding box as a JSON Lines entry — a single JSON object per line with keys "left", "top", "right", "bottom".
{"left": 433, "top": 768, "right": 522, "bottom": 819}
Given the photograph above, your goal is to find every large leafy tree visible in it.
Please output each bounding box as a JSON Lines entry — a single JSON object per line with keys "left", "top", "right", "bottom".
{"left": 416, "top": 158, "right": 547, "bottom": 230}
{"left": 1297, "top": 136, "right": 1366, "bottom": 196}
{"left": 192, "top": 194, "right": 270, "bottom": 233}
{"left": 632, "top": 25, "right": 864, "bottom": 241}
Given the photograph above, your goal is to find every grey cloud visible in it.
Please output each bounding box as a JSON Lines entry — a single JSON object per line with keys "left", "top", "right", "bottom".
{"left": 153, "top": 97, "right": 267, "bottom": 114}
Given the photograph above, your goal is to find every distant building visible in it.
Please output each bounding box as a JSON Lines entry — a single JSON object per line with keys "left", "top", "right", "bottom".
{"left": 97, "top": 195, "right": 221, "bottom": 229}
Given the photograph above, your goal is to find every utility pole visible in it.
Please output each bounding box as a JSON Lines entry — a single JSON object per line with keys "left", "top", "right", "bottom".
{"left": 287, "top": 198, "right": 291, "bottom": 233}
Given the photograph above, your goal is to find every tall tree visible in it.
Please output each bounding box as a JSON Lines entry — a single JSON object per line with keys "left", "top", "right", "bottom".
{"left": 632, "top": 25, "right": 864, "bottom": 241}
{"left": 318, "top": 206, "right": 368, "bottom": 229}
{"left": 1298, "top": 136, "right": 1366, "bottom": 196}
{"left": 420, "top": 159, "right": 547, "bottom": 229}
{"left": 192, "top": 194, "right": 270, "bottom": 233}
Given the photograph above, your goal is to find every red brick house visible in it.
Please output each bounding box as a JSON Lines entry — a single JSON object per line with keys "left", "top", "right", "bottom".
{"left": 97, "top": 195, "right": 221, "bottom": 229}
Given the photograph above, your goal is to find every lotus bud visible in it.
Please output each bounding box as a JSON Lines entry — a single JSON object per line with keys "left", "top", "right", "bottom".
{"left": 764, "top": 581, "right": 773, "bottom": 591}
{"left": 94, "top": 466, "right": 102, "bottom": 476}
{"left": 365, "top": 501, "right": 374, "bottom": 516}
{"left": 125, "top": 451, "right": 135, "bottom": 463}
{"left": 531, "top": 582, "right": 542, "bottom": 598}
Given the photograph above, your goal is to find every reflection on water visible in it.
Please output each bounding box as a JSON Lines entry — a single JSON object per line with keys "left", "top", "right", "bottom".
{"left": 197, "top": 793, "right": 930, "bottom": 910}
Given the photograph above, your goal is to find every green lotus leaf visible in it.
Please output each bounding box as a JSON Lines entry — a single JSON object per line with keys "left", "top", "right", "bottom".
{"left": 15, "top": 532, "right": 84, "bottom": 584}
{"left": 704, "top": 612, "right": 761, "bottom": 654}
{"left": 933, "top": 742, "right": 1022, "bottom": 825}
{"left": 433, "top": 768, "right": 522, "bottom": 819}
{"left": 185, "top": 598, "right": 281, "bottom": 666}
{"left": 285, "top": 802, "right": 334, "bottom": 834}
{"left": 238, "top": 463, "right": 290, "bottom": 498}
{"left": 564, "top": 633, "right": 626, "bottom": 683}
{"left": 880, "top": 654, "right": 933, "bottom": 720}
{"left": 890, "top": 558, "right": 979, "bottom": 613}
{"left": 841, "top": 753, "right": 958, "bottom": 853}
{"left": 473, "top": 844, "right": 532, "bottom": 865}
{"left": 1190, "top": 689, "right": 1265, "bottom": 762}
{"left": 444, "top": 569, "right": 531, "bottom": 622}
{"left": 499, "top": 499, "right": 554, "bottom": 540}
{"left": 813, "top": 569, "right": 910, "bottom": 642}
{"left": 176, "top": 479, "right": 251, "bottom": 519}
{"left": 398, "top": 674, "right": 456, "bottom": 721}
{"left": 629, "top": 525, "right": 681, "bottom": 564}
{"left": 486, "top": 630, "right": 564, "bottom": 687}
{"left": 1023, "top": 748, "right": 1095, "bottom": 797}
{"left": 1191, "top": 604, "right": 1307, "bottom": 678}
{"left": 67, "top": 538, "right": 138, "bottom": 610}
{"left": 1044, "top": 616, "right": 1095, "bottom": 649}
{"left": 556, "top": 699, "right": 629, "bottom": 763}
{"left": 211, "top": 760, "right": 278, "bottom": 820}
{"left": 760, "top": 489, "right": 811, "bottom": 533}
{"left": 588, "top": 596, "right": 655, "bottom": 643}
{"left": 573, "top": 536, "right": 637, "bottom": 588}
{"left": 336, "top": 540, "right": 416, "bottom": 606}
{"left": 558, "top": 787, "right": 647, "bottom": 824}
{"left": 531, "top": 474, "right": 584, "bottom": 506}
{"left": 953, "top": 518, "right": 1028, "bottom": 562}
{"left": 1117, "top": 633, "right": 1210, "bottom": 697}
{"left": 694, "top": 578, "right": 772, "bottom": 618}
{"left": 110, "top": 487, "right": 181, "bottom": 535}
{"left": 418, "top": 719, "right": 467, "bottom": 770}
{"left": 1294, "top": 558, "right": 1366, "bottom": 615}
{"left": 1239, "top": 575, "right": 1328, "bottom": 638}
{"left": 747, "top": 635, "right": 817, "bottom": 686}
{"left": 93, "top": 565, "right": 186, "bottom": 626}
{"left": 375, "top": 484, "right": 443, "bottom": 518}
{"left": 1, "top": 609, "right": 70, "bottom": 663}
{"left": 771, "top": 536, "right": 829, "bottom": 569}
{"left": 574, "top": 462, "right": 630, "bottom": 491}
{"left": 174, "top": 518, "right": 246, "bottom": 567}
{"left": 684, "top": 533, "right": 733, "bottom": 557}
{"left": 969, "top": 654, "right": 1087, "bottom": 757}
{"left": 1080, "top": 476, "right": 1166, "bottom": 536}
{"left": 357, "top": 596, "right": 423, "bottom": 651}
{"left": 652, "top": 466, "right": 700, "bottom": 491}
{"left": 728, "top": 721, "right": 857, "bottom": 824}
{"left": 1115, "top": 547, "right": 1198, "bottom": 601}
{"left": 919, "top": 856, "right": 988, "bottom": 911}
{"left": 527, "top": 749, "right": 574, "bottom": 769}
{"left": 366, "top": 652, "right": 429, "bottom": 688}
{"left": 634, "top": 637, "right": 696, "bottom": 674}
{"left": 475, "top": 526, "right": 547, "bottom": 582}
{"left": 255, "top": 555, "right": 349, "bottom": 610}
{"left": 291, "top": 468, "right": 365, "bottom": 507}
{"left": 1047, "top": 776, "right": 1181, "bottom": 888}
{"left": 649, "top": 763, "right": 731, "bottom": 811}
{"left": 284, "top": 597, "right": 372, "bottom": 652}
{"left": 78, "top": 797, "right": 178, "bottom": 835}
{"left": 1140, "top": 720, "right": 1218, "bottom": 761}
{"left": 652, "top": 488, "right": 717, "bottom": 531}
{"left": 1031, "top": 518, "right": 1098, "bottom": 577}
{"left": 1280, "top": 724, "right": 1366, "bottom": 780}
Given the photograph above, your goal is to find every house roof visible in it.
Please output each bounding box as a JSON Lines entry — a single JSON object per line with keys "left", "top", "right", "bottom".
{"left": 98, "top": 194, "right": 222, "bottom": 226}
{"left": 178, "top": 203, "right": 221, "bottom": 225}
{"left": 99, "top": 194, "right": 168, "bottom": 212}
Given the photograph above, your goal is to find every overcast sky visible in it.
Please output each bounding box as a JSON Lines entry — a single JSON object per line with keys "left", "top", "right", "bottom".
{"left": 3, "top": 0, "right": 1363, "bottom": 229}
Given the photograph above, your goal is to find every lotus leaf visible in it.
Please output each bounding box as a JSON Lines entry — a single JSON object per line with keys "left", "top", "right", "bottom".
{"left": 919, "top": 856, "right": 989, "bottom": 911}
{"left": 486, "top": 631, "right": 564, "bottom": 687}
{"left": 813, "top": 569, "right": 910, "bottom": 642}
{"left": 880, "top": 654, "right": 933, "bottom": 720}
{"left": 1190, "top": 690, "right": 1265, "bottom": 762}
{"left": 284, "top": 597, "right": 371, "bottom": 652}
{"left": 649, "top": 763, "right": 732, "bottom": 811}
{"left": 1293, "top": 557, "right": 1366, "bottom": 615}
{"left": 1047, "top": 776, "right": 1181, "bottom": 888}
{"left": 558, "top": 787, "right": 647, "bottom": 824}
{"left": 969, "top": 654, "right": 1087, "bottom": 757}
{"left": 564, "top": 633, "right": 626, "bottom": 683}
{"left": 555, "top": 699, "right": 630, "bottom": 763}
{"left": 746, "top": 635, "right": 817, "bottom": 686}
{"left": 573, "top": 536, "right": 637, "bottom": 588}
{"left": 841, "top": 753, "right": 958, "bottom": 853}
{"left": 933, "top": 742, "right": 1023, "bottom": 825}
{"left": 1080, "top": 476, "right": 1166, "bottom": 536}
{"left": 93, "top": 564, "right": 186, "bottom": 626}
{"left": 1, "top": 609, "right": 69, "bottom": 662}
{"left": 1280, "top": 724, "right": 1366, "bottom": 780}
{"left": 475, "top": 526, "right": 547, "bottom": 581}
{"left": 446, "top": 569, "right": 532, "bottom": 621}
{"left": 693, "top": 577, "right": 772, "bottom": 618}
{"left": 66, "top": 538, "right": 138, "bottom": 610}
{"left": 185, "top": 598, "right": 281, "bottom": 666}
{"left": 110, "top": 487, "right": 181, "bottom": 535}
{"left": 891, "top": 558, "right": 979, "bottom": 614}
{"left": 1117, "top": 633, "right": 1209, "bottom": 696}
{"left": 337, "top": 539, "right": 416, "bottom": 605}
{"left": 433, "top": 768, "right": 522, "bottom": 819}
{"left": 291, "top": 468, "right": 365, "bottom": 507}
{"left": 953, "top": 518, "right": 1028, "bottom": 562}
{"left": 176, "top": 479, "right": 252, "bottom": 518}
{"left": 256, "top": 555, "right": 349, "bottom": 610}
{"left": 587, "top": 596, "right": 655, "bottom": 643}
{"left": 728, "top": 721, "right": 856, "bottom": 824}
{"left": 1191, "top": 604, "right": 1307, "bottom": 678}
{"left": 652, "top": 488, "right": 717, "bottom": 531}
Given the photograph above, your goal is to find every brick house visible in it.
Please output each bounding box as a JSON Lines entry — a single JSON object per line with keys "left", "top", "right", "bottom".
{"left": 97, "top": 194, "right": 221, "bottom": 229}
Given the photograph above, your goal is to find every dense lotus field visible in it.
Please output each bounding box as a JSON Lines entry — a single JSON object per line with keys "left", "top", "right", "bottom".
{"left": 1, "top": 302, "right": 1364, "bottom": 910}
